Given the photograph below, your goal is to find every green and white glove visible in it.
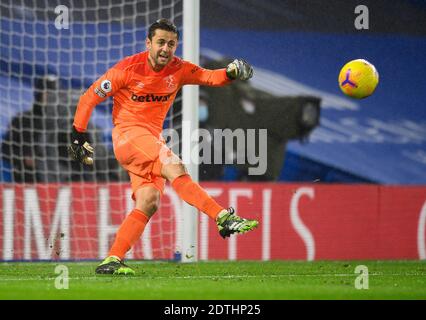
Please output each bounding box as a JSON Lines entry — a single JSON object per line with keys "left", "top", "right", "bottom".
{"left": 226, "top": 59, "right": 254, "bottom": 81}
{"left": 68, "top": 126, "right": 94, "bottom": 165}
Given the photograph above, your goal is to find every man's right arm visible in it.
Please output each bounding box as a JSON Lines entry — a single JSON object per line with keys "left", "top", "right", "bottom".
{"left": 73, "top": 68, "right": 129, "bottom": 131}
{"left": 69, "top": 67, "right": 129, "bottom": 165}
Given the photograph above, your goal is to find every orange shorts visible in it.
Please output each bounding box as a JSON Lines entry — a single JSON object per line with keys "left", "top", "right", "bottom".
{"left": 112, "top": 125, "right": 173, "bottom": 199}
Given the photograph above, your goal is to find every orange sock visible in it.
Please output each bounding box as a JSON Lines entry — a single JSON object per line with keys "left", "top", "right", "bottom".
{"left": 108, "top": 209, "right": 149, "bottom": 260}
{"left": 171, "top": 174, "right": 224, "bottom": 220}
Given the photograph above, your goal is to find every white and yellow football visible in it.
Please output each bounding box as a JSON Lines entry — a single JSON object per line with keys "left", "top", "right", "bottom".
{"left": 338, "top": 59, "right": 379, "bottom": 99}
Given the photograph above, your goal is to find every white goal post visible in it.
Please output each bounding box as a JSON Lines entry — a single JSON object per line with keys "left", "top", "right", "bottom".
{"left": 181, "top": 0, "right": 200, "bottom": 263}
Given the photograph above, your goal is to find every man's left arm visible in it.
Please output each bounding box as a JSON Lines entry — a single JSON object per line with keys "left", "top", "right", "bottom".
{"left": 182, "top": 59, "right": 253, "bottom": 86}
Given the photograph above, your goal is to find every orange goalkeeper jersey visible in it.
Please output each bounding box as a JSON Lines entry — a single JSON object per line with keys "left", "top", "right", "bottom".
{"left": 73, "top": 51, "right": 231, "bottom": 136}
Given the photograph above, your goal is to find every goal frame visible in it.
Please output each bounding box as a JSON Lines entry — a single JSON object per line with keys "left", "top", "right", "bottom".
{"left": 181, "top": 0, "right": 200, "bottom": 263}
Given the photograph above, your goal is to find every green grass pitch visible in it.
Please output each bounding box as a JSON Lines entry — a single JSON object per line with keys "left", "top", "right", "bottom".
{"left": 0, "top": 260, "right": 425, "bottom": 300}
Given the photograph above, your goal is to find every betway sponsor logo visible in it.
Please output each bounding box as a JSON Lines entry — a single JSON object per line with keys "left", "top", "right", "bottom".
{"left": 131, "top": 93, "right": 171, "bottom": 102}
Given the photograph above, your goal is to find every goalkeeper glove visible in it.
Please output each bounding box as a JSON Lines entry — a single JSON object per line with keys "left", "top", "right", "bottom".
{"left": 226, "top": 59, "right": 254, "bottom": 81}
{"left": 68, "top": 126, "right": 94, "bottom": 165}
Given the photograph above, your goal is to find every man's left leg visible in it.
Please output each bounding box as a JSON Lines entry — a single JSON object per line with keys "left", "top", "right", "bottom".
{"left": 161, "top": 157, "right": 259, "bottom": 238}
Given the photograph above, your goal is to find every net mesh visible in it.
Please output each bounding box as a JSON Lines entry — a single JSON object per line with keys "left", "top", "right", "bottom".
{"left": 0, "top": 0, "right": 184, "bottom": 261}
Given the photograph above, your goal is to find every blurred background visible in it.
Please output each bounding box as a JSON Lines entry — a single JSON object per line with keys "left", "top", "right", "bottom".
{"left": 198, "top": 0, "right": 426, "bottom": 184}
{"left": 1, "top": 0, "right": 425, "bottom": 184}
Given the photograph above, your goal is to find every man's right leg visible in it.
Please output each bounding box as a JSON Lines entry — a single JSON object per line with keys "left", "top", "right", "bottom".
{"left": 100, "top": 126, "right": 165, "bottom": 275}
{"left": 95, "top": 186, "right": 160, "bottom": 275}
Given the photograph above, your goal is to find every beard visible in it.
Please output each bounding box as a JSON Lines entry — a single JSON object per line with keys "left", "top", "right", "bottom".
{"left": 156, "top": 52, "right": 170, "bottom": 65}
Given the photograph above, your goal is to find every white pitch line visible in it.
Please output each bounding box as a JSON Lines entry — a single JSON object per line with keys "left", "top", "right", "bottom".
{"left": 0, "top": 273, "right": 425, "bottom": 282}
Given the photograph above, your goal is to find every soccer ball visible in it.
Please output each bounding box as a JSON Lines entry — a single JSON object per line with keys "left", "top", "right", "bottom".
{"left": 338, "top": 59, "right": 379, "bottom": 99}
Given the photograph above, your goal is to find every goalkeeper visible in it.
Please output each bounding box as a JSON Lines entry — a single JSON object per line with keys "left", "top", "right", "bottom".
{"left": 69, "top": 18, "right": 258, "bottom": 275}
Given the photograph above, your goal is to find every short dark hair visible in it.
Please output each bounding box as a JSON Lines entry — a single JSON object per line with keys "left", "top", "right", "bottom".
{"left": 148, "top": 18, "right": 179, "bottom": 40}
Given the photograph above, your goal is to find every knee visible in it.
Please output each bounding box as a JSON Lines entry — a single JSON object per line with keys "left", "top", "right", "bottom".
{"left": 145, "top": 201, "right": 159, "bottom": 216}
{"left": 135, "top": 189, "right": 161, "bottom": 217}
{"left": 162, "top": 162, "right": 188, "bottom": 182}
{"left": 142, "top": 196, "right": 160, "bottom": 216}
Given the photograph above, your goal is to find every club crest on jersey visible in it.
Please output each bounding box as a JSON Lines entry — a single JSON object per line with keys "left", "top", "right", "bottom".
{"left": 164, "top": 75, "right": 176, "bottom": 90}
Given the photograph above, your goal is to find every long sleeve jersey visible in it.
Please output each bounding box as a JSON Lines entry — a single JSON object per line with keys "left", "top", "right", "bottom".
{"left": 73, "top": 51, "right": 231, "bottom": 136}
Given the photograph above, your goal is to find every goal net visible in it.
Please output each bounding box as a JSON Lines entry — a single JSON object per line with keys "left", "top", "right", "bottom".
{"left": 0, "top": 0, "right": 188, "bottom": 261}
